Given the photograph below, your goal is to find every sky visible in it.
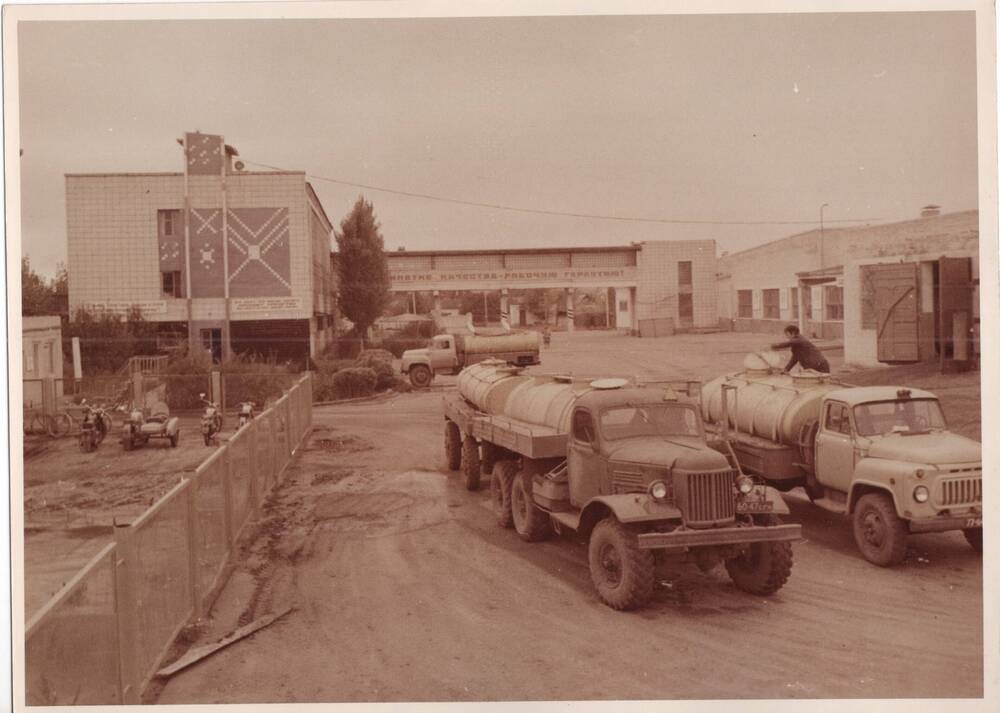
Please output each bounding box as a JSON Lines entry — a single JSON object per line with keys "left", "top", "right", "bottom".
{"left": 14, "top": 9, "right": 981, "bottom": 278}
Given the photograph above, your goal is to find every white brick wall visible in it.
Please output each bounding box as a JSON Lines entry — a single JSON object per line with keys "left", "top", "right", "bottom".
{"left": 635, "top": 240, "right": 717, "bottom": 328}
{"left": 66, "top": 171, "right": 330, "bottom": 322}
{"left": 718, "top": 211, "right": 979, "bottom": 327}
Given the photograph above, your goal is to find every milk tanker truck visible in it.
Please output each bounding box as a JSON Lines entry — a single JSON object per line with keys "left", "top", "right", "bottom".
{"left": 700, "top": 353, "right": 983, "bottom": 566}
{"left": 401, "top": 331, "right": 541, "bottom": 388}
{"left": 443, "top": 360, "right": 802, "bottom": 611}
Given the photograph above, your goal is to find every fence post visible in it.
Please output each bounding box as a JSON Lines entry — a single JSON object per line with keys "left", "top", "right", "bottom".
{"left": 248, "top": 421, "right": 259, "bottom": 512}
{"left": 222, "top": 443, "right": 235, "bottom": 549}
{"left": 184, "top": 479, "right": 203, "bottom": 618}
{"left": 113, "top": 524, "right": 141, "bottom": 705}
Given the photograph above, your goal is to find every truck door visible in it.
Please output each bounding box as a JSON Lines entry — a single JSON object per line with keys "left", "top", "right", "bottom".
{"left": 429, "top": 336, "right": 458, "bottom": 372}
{"left": 567, "top": 408, "right": 603, "bottom": 507}
{"left": 814, "top": 400, "right": 856, "bottom": 493}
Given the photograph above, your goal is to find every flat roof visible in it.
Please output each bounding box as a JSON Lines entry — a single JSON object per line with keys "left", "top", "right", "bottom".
{"left": 64, "top": 170, "right": 306, "bottom": 178}
{"left": 383, "top": 245, "right": 638, "bottom": 258}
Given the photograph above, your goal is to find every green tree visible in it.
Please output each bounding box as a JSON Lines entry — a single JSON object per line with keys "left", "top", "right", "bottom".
{"left": 334, "top": 196, "right": 390, "bottom": 339}
{"left": 21, "top": 256, "right": 57, "bottom": 315}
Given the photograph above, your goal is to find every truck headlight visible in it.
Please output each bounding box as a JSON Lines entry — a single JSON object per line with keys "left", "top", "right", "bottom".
{"left": 913, "top": 485, "right": 929, "bottom": 503}
{"left": 737, "top": 476, "right": 755, "bottom": 494}
{"left": 649, "top": 480, "right": 669, "bottom": 501}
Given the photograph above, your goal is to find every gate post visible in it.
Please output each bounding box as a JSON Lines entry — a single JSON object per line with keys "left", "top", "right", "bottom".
{"left": 113, "top": 523, "right": 141, "bottom": 704}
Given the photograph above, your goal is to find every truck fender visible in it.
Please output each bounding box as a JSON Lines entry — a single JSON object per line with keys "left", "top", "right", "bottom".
{"left": 847, "top": 457, "right": 910, "bottom": 514}
{"left": 579, "top": 494, "right": 683, "bottom": 537}
{"left": 847, "top": 479, "right": 901, "bottom": 515}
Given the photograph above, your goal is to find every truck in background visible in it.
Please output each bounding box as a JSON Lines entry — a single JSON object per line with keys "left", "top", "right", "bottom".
{"left": 443, "top": 360, "right": 801, "bottom": 611}
{"left": 700, "top": 353, "right": 983, "bottom": 566}
{"left": 401, "top": 331, "right": 541, "bottom": 387}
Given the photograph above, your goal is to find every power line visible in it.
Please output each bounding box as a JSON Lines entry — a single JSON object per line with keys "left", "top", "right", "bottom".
{"left": 243, "top": 159, "right": 885, "bottom": 227}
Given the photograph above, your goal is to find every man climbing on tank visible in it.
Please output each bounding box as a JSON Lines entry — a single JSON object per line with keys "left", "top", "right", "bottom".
{"left": 771, "top": 324, "right": 830, "bottom": 374}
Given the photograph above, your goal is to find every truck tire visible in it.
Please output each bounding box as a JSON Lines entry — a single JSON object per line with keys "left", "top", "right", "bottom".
{"left": 409, "top": 365, "right": 432, "bottom": 388}
{"left": 724, "top": 514, "right": 793, "bottom": 595}
{"left": 462, "top": 435, "right": 481, "bottom": 490}
{"left": 444, "top": 421, "right": 462, "bottom": 471}
{"left": 480, "top": 441, "right": 499, "bottom": 475}
{"left": 852, "top": 492, "right": 908, "bottom": 566}
{"left": 588, "top": 518, "right": 655, "bottom": 610}
{"left": 491, "top": 460, "right": 516, "bottom": 528}
{"left": 963, "top": 528, "right": 982, "bottom": 554}
{"left": 510, "top": 470, "right": 552, "bottom": 542}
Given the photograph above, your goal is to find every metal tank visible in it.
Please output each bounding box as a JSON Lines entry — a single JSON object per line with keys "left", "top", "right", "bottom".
{"left": 701, "top": 352, "right": 840, "bottom": 445}
{"left": 461, "top": 331, "right": 540, "bottom": 356}
{"left": 456, "top": 361, "right": 593, "bottom": 433}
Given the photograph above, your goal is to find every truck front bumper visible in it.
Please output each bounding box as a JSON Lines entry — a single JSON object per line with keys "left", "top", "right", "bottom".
{"left": 637, "top": 523, "right": 801, "bottom": 550}
{"left": 908, "top": 513, "right": 982, "bottom": 534}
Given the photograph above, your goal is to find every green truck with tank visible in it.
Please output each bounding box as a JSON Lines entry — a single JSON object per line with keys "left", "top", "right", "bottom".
{"left": 700, "top": 353, "right": 983, "bottom": 566}
{"left": 442, "top": 360, "right": 802, "bottom": 610}
{"left": 402, "top": 331, "right": 541, "bottom": 387}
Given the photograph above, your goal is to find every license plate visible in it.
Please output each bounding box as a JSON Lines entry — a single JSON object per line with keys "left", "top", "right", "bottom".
{"left": 966, "top": 517, "right": 982, "bottom": 528}
{"left": 737, "top": 500, "right": 774, "bottom": 513}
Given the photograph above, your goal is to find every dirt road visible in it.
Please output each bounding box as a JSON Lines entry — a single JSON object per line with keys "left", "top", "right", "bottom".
{"left": 157, "top": 387, "right": 983, "bottom": 702}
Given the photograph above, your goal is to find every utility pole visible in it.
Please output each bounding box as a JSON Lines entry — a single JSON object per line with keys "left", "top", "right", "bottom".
{"left": 818, "top": 202, "right": 829, "bottom": 339}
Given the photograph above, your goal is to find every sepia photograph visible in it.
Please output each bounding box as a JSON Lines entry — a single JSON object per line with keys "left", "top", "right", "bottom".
{"left": 5, "top": 1, "right": 997, "bottom": 709}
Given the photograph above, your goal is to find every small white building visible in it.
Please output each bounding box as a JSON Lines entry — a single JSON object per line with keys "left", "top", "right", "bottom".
{"left": 23, "top": 316, "right": 64, "bottom": 409}
{"left": 718, "top": 210, "right": 979, "bottom": 367}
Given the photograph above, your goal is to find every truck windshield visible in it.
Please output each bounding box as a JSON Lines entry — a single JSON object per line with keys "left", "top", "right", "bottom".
{"left": 600, "top": 404, "right": 702, "bottom": 440}
{"left": 853, "top": 399, "right": 946, "bottom": 436}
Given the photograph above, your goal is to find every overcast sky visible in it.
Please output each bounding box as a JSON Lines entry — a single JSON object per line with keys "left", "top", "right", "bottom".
{"left": 16, "top": 10, "right": 979, "bottom": 278}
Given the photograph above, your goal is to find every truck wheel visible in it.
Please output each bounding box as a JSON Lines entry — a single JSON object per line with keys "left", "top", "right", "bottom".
{"left": 963, "top": 528, "right": 982, "bottom": 554}
{"left": 123, "top": 436, "right": 133, "bottom": 452}
{"left": 461, "top": 435, "right": 481, "bottom": 490}
{"left": 169, "top": 430, "right": 179, "bottom": 448}
{"left": 491, "top": 461, "right": 516, "bottom": 528}
{"left": 444, "top": 421, "right": 462, "bottom": 471}
{"left": 588, "top": 518, "right": 654, "bottom": 611}
{"left": 510, "top": 471, "right": 552, "bottom": 542}
{"left": 480, "top": 441, "right": 499, "bottom": 475}
{"left": 852, "top": 492, "right": 908, "bottom": 566}
{"left": 724, "top": 514, "right": 793, "bottom": 595}
{"left": 409, "top": 365, "right": 432, "bottom": 388}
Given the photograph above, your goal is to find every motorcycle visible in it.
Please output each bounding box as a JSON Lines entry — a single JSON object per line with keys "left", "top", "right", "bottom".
{"left": 78, "top": 399, "right": 112, "bottom": 453}
{"left": 200, "top": 393, "right": 223, "bottom": 446}
{"left": 238, "top": 401, "right": 256, "bottom": 428}
{"left": 122, "top": 402, "right": 180, "bottom": 451}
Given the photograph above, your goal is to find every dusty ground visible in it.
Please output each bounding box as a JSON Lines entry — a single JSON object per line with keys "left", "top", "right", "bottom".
{"left": 22, "top": 414, "right": 246, "bottom": 617}
{"left": 152, "top": 331, "right": 983, "bottom": 702}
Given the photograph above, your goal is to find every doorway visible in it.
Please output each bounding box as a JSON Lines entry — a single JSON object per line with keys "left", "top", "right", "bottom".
{"left": 200, "top": 328, "right": 223, "bottom": 363}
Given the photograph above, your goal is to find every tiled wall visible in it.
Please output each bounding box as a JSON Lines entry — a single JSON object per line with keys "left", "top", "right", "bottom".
{"left": 635, "top": 240, "right": 717, "bottom": 328}
{"left": 66, "top": 172, "right": 328, "bottom": 322}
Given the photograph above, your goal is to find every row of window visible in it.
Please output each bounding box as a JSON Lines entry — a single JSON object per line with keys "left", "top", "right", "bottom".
{"left": 736, "top": 286, "right": 843, "bottom": 321}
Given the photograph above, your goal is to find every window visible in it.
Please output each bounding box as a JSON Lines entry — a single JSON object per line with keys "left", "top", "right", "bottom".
{"left": 803, "top": 286, "right": 813, "bottom": 320}
{"left": 825, "top": 285, "right": 844, "bottom": 321}
{"left": 853, "top": 399, "right": 946, "bottom": 437}
{"left": 600, "top": 404, "right": 702, "bottom": 440}
{"left": 162, "top": 270, "right": 182, "bottom": 298}
{"left": 762, "top": 289, "right": 780, "bottom": 319}
{"left": 737, "top": 289, "right": 753, "bottom": 318}
{"left": 677, "top": 261, "right": 693, "bottom": 288}
{"left": 678, "top": 293, "right": 693, "bottom": 324}
{"left": 790, "top": 287, "right": 799, "bottom": 319}
{"left": 824, "top": 402, "right": 851, "bottom": 435}
{"left": 618, "top": 300, "right": 629, "bottom": 312}
{"left": 572, "top": 410, "right": 596, "bottom": 442}
{"left": 158, "top": 209, "right": 180, "bottom": 237}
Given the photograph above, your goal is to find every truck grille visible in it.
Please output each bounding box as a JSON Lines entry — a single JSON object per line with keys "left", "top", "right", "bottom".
{"left": 939, "top": 477, "right": 982, "bottom": 506}
{"left": 684, "top": 470, "right": 736, "bottom": 524}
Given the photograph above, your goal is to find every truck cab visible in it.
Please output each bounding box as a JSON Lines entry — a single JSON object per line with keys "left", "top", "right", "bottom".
{"left": 400, "top": 334, "right": 458, "bottom": 387}
{"left": 812, "top": 386, "right": 982, "bottom": 564}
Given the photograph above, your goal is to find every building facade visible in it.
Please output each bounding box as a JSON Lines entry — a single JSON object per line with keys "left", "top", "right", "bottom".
{"left": 66, "top": 133, "right": 336, "bottom": 363}
{"left": 384, "top": 240, "right": 718, "bottom": 333}
{"left": 717, "top": 210, "right": 979, "bottom": 366}
{"left": 23, "top": 316, "right": 65, "bottom": 409}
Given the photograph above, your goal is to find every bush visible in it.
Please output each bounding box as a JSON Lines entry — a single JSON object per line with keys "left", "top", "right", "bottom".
{"left": 312, "top": 358, "right": 358, "bottom": 401}
{"left": 331, "top": 367, "right": 377, "bottom": 399}
{"left": 356, "top": 349, "right": 394, "bottom": 366}
{"left": 327, "top": 337, "right": 365, "bottom": 360}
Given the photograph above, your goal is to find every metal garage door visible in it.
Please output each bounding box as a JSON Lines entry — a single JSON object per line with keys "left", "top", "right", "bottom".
{"left": 872, "top": 263, "right": 919, "bottom": 363}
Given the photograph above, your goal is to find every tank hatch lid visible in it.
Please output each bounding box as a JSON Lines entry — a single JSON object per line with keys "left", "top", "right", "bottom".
{"left": 590, "top": 378, "right": 629, "bottom": 390}
{"left": 552, "top": 374, "right": 574, "bottom": 383}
